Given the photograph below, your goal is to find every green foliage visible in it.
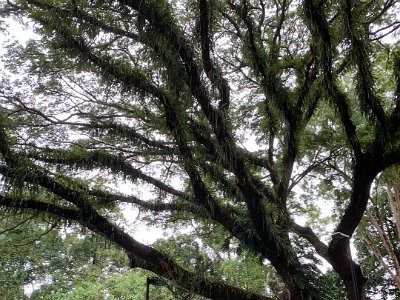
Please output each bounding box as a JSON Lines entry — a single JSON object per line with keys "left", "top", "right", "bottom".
{"left": 0, "top": 216, "right": 176, "bottom": 300}
{"left": 154, "top": 231, "right": 282, "bottom": 298}
{"left": 355, "top": 167, "right": 400, "bottom": 298}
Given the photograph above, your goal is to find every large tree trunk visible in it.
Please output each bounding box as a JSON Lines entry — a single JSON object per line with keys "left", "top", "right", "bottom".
{"left": 343, "top": 274, "right": 367, "bottom": 300}
{"left": 331, "top": 240, "right": 368, "bottom": 300}
{"left": 284, "top": 283, "right": 315, "bottom": 300}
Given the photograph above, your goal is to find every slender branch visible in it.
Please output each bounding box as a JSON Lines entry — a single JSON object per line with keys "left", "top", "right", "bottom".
{"left": 364, "top": 0, "right": 397, "bottom": 25}
{"left": 89, "top": 120, "right": 176, "bottom": 154}
{"left": 365, "top": 208, "right": 400, "bottom": 278}
{"left": 6, "top": 99, "right": 176, "bottom": 153}
{"left": 361, "top": 229, "right": 400, "bottom": 288}
{"left": 386, "top": 177, "right": 400, "bottom": 238}
{"left": 289, "top": 149, "right": 337, "bottom": 192}
{"left": 12, "top": 223, "right": 58, "bottom": 247}
{"left": 0, "top": 215, "right": 35, "bottom": 235}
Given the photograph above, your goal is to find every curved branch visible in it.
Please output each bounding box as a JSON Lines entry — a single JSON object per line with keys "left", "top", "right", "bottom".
{"left": 0, "top": 195, "right": 83, "bottom": 223}
{"left": 364, "top": 0, "right": 397, "bottom": 25}
{"left": 0, "top": 191, "right": 270, "bottom": 300}
{"left": 89, "top": 120, "right": 176, "bottom": 154}
{"left": 88, "top": 189, "right": 206, "bottom": 216}
{"left": 27, "top": 148, "right": 190, "bottom": 201}
{"left": 290, "top": 221, "right": 330, "bottom": 264}
{"left": 27, "top": 0, "right": 139, "bottom": 41}
{"left": 289, "top": 149, "right": 338, "bottom": 192}
{"left": 0, "top": 157, "right": 264, "bottom": 300}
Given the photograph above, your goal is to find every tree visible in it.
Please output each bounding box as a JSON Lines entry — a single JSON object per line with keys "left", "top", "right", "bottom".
{"left": 355, "top": 167, "right": 400, "bottom": 298}
{"left": 0, "top": 0, "right": 400, "bottom": 299}
{"left": 0, "top": 216, "right": 176, "bottom": 300}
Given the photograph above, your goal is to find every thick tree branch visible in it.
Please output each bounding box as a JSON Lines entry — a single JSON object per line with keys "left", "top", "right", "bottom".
{"left": 303, "top": 0, "right": 363, "bottom": 161}
{"left": 233, "top": 2, "right": 292, "bottom": 122}
{"left": 0, "top": 177, "right": 269, "bottom": 300}
{"left": 341, "top": 0, "right": 387, "bottom": 128}
{"left": 0, "top": 196, "right": 83, "bottom": 224}
{"left": 290, "top": 221, "right": 330, "bottom": 263}
{"left": 198, "top": 0, "right": 231, "bottom": 109}
{"left": 27, "top": 12, "right": 277, "bottom": 263}
{"left": 103, "top": 2, "right": 292, "bottom": 267}
{"left": 0, "top": 123, "right": 267, "bottom": 299}
{"left": 389, "top": 50, "right": 400, "bottom": 131}
{"left": 27, "top": 148, "right": 190, "bottom": 201}
{"left": 87, "top": 189, "right": 206, "bottom": 216}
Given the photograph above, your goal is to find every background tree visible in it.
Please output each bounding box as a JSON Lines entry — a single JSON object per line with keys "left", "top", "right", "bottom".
{"left": 355, "top": 167, "right": 400, "bottom": 298}
{"left": 0, "top": 216, "right": 177, "bottom": 300}
{"left": 0, "top": 0, "right": 400, "bottom": 299}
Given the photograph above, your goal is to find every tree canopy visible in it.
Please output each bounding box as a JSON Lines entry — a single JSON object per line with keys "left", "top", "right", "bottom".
{"left": 0, "top": 0, "right": 400, "bottom": 299}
